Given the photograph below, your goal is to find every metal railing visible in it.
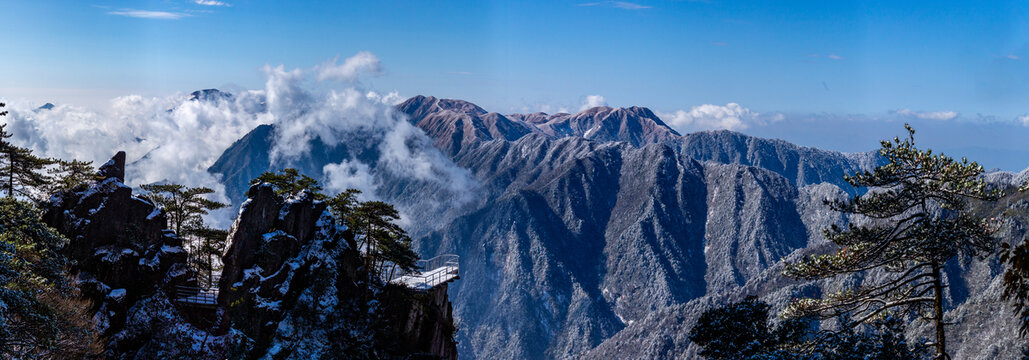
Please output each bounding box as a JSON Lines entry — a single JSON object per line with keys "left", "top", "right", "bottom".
{"left": 174, "top": 273, "right": 221, "bottom": 308}
{"left": 175, "top": 286, "right": 218, "bottom": 308}
{"left": 392, "top": 254, "right": 460, "bottom": 290}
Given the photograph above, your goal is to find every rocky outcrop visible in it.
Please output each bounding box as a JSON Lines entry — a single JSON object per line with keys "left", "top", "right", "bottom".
{"left": 217, "top": 183, "right": 458, "bottom": 359}
{"left": 43, "top": 152, "right": 235, "bottom": 358}
{"left": 44, "top": 151, "right": 460, "bottom": 359}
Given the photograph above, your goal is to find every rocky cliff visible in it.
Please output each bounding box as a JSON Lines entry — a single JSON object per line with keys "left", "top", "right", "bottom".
{"left": 44, "top": 151, "right": 459, "bottom": 359}
{"left": 216, "top": 182, "right": 458, "bottom": 359}
{"left": 44, "top": 152, "right": 239, "bottom": 358}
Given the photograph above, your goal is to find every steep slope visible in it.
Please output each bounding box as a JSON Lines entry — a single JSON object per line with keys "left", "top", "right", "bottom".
{"left": 416, "top": 136, "right": 819, "bottom": 359}
{"left": 679, "top": 130, "right": 880, "bottom": 193}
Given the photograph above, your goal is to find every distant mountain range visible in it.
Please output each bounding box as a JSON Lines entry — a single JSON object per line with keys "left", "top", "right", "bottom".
{"left": 207, "top": 93, "right": 1022, "bottom": 359}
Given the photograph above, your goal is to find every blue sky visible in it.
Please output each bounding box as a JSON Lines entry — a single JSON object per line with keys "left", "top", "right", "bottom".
{"left": 4, "top": 1, "right": 1029, "bottom": 169}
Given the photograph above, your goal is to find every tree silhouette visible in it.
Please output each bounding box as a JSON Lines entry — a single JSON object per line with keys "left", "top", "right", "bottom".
{"left": 783, "top": 125, "right": 999, "bottom": 360}
{"left": 328, "top": 189, "right": 418, "bottom": 283}
{"left": 251, "top": 168, "right": 326, "bottom": 200}
{"left": 0, "top": 122, "right": 56, "bottom": 200}
{"left": 690, "top": 297, "right": 925, "bottom": 359}
{"left": 139, "top": 183, "right": 229, "bottom": 284}
{"left": 45, "top": 159, "right": 98, "bottom": 194}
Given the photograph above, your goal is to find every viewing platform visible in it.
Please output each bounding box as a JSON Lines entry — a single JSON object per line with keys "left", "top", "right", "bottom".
{"left": 392, "top": 254, "right": 460, "bottom": 291}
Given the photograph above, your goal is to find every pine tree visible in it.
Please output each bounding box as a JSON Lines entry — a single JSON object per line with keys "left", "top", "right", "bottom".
{"left": 0, "top": 118, "right": 57, "bottom": 200}
{"left": 139, "top": 183, "right": 229, "bottom": 283}
{"left": 0, "top": 198, "right": 101, "bottom": 357}
{"left": 139, "top": 184, "right": 228, "bottom": 235}
{"left": 352, "top": 200, "right": 419, "bottom": 283}
{"left": 328, "top": 189, "right": 419, "bottom": 283}
{"left": 783, "top": 125, "right": 999, "bottom": 360}
{"left": 689, "top": 297, "right": 924, "bottom": 360}
{"left": 689, "top": 297, "right": 809, "bottom": 360}
{"left": 45, "top": 159, "right": 98, "bottom": 194}
{"left": 999, "top": 183, "right": 1029, "bottom": 339}
{"left": 250, "top": 168, "right": 326, "bottom": 200}
{"left": 191, "top": 225, "right": 230, "bottom": 287}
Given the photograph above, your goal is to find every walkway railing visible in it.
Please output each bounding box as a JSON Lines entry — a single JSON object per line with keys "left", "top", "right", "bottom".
{"left": 174, "top": 274, "right": 220, "bottom": 308}
{"left": 392, "top": 254, "right": 459, "bottom": 291}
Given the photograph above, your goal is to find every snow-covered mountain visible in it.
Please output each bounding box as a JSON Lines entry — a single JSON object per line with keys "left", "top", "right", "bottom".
{"left": 207, "top": 93, "right": 1021, "bottom": 359}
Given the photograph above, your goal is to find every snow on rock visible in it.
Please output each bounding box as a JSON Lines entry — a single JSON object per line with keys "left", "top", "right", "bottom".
{"left": 43, "top": 151, "right": 205, "bottom": 357}
{"left": 217, "top": 182, "right": 458, "bottom": 359}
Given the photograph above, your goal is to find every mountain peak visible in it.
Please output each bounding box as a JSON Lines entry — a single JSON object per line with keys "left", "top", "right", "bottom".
{"left": 188, "top": 88, "right": 233, "bottom": 103}
{"left": 398, "top": 95, "right": 487, "bottom": 123}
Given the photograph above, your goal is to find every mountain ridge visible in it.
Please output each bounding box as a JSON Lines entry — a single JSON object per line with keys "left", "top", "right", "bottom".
{"left": 206, "top": 93, "right": 1024, "bottom": 360}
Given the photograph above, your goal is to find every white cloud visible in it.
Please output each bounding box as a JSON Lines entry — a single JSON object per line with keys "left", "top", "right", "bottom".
{"left": 259, "top": 53, "right": 478, "bottom": 208}
{"left": 893, "top": 108, "right": 958, "bottom": 121}
{"left": 827, "top": 54, "right": 843, "bottom": 60}
{"left": 580, "top": 95, "right": 608, "bottom": 111}
{"left": 109, "top": 9, "right": 187, "bottom": 19}
{"left": 577, "top": 1, "right": 651, "bottom": 9}
{"left": 2, "top": 90, "right": 268, "bottom": 227}
{"left": 365, "top": 90, "right": 404, "bottom": 106}
{"left": 657, "top": 103, "right": 772, "bottom": 132}
{"left": 1008, "top": 54, "right": 1021, "bottom": 60}
{"left": 1, "top": 51, "right": 475, "bottom": 227}
{"left": 1017, "top": 115, "right": 1029, "bottom": 127}
{"left": 323, "top": 160, "right": 377, "bottom": 197}
{"left": 612, "top": 1, "right": 651, "bottom": 9}
{"left": 194, "top": 0, "right": 230, "bottom": 6}
{"left": 317, "top": 51, "right": 383, "bottom": 82}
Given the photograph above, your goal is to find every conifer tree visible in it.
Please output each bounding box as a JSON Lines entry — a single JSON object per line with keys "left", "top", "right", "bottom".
{"left": 0, "top": 198, "right": 101, "bottom": 357}
{"left": 191, "top": 225, "right": 230, "bottom": 287}
{"left": 140, "top": 184, "right": 228, "bottom": 235}
{"left": 353, "top": 200, "right": 419, "bottom": 282}
{"left": 45, "top": 159, "right": 98, "bottom": 194}
{"left": 140, "top": 183, "right": 229, "bottom": 284}
{"left": 328, "top": 189, "right": 418, "bottom": 283}
{"left": 0, "top": 106, "right": 57, "bottom": 200}
{"left": 689, "top": 297, "right": 923, "bottom": 359}
{"left": 1001, "top": 233, "right": 1029, "bottom": 345}
{"left": 783, "top": 125, "right": 999, "bottom": 360}
{"left": 251, "top": 168, "right": 326, "bottom": 200}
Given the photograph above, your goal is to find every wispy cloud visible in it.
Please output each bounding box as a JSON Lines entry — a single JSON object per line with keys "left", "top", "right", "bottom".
{"left": 1017, "top": 115, "right": 1029, "bottom": 126}
{"left": 194, "top": 0, "right": 231, "bottom": 6}
{"left": 711, "top": 41, "right": 728, "bottom": 46}
{"left": 578, "top": 1, "right": 652, "bottom": 10}
{"left": 580, "top": 95, "right": 608, "bottom": 110}
{"left": 893, "top": 108, "right": 958, "bottom": 121}
{"left": 809, "top": 53, "right": 844, "bottom": 60}
{"left": 317, "top": 51, "right": 383, "bottom": 82}
{"left": 109, "top": 9, "right": 188, "bottom": 19}
{"left": 1007, "top": 54, "right": 1021, "bottom": 60}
